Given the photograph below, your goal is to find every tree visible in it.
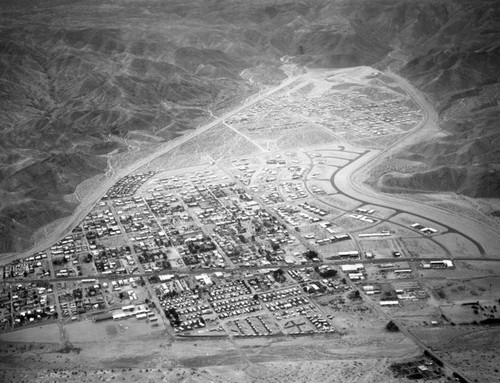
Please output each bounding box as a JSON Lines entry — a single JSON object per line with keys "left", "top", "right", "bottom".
{"left": 317, "top": 267, "right": 337, "bottom": 278}
{"left": 349, "top": 290, "right": 361, "bottom": 300}
{"left": 386, "top": 320, "right": 399, "bottom": 332}
{"left": 304, "top": 250, "right": 318, "bottom": 260}
{"left": 272, "top": 268, "right": 286, "bottom": 283}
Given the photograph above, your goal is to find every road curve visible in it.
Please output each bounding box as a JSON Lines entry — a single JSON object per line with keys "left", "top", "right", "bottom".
{"left": 333, "top": 72, "right": 500, "bottom": 256}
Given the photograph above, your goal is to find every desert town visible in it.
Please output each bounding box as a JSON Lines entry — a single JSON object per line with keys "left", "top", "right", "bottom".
{"left": 1, "top": 67, "right": 499, "bottom": 383}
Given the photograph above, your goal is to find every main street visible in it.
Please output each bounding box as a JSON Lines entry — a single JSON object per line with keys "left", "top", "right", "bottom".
{"left": 4, "top": 256, "right": 499, "bottom": 285}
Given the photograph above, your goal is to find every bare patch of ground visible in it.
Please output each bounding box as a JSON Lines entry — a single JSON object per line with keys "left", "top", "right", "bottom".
{"left": 359, "top": 238, "right": 398, "bottom": 258}
{"left": 411, "top": 326, "right": 500, "bottom": 383}
{"left": 0, "top": 323, "right": 61, "bottom": 344}
{"left": 358, "top": 222, "right": 419, "bottom": 238}
{"left": 65, "top": 319, "right": 165, "bottom": 343}
{"left": 318, "top": 194, "right": 362, "bottom": 211}
{"left": 390, "top": 213, "right": 448, "bottom": 234}
{"left": 399, "top": 237, "right": 449, "bottom": 258}
{"left": 433, "top": 233, "right": 483, "bottom": 258}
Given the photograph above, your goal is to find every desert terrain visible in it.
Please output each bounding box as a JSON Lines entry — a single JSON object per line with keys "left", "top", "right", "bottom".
{"left": 1, "top": 1, "right": 500, "bottom": 383}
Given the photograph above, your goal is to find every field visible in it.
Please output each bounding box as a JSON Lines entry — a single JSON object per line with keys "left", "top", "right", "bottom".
{"left": 65, "top": 319, "right": 166, "bottom": 343}
{"left": 410, "top": 327, "right": 500, "bottom": 383}
{"left": 434, "top": 233, "right": 483, "bottom": 258}
{"left": 0, "top": 327, "right": 420, "bottom": 383}
{"left": 0, "top": 323, "right": 61, "bottom": 344}
{"left": 318, "top": 195, "right": 363, "bottom": 211}
{"left": 399, "top": 237, "right": 449, "bottom": 258}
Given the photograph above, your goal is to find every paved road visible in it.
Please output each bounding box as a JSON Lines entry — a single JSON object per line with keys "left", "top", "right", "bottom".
{"left": 333, "top": 72, "right": 500, "bottom": 257}
{"left": 4, "top": 256, "right": 499, "bottom": 285}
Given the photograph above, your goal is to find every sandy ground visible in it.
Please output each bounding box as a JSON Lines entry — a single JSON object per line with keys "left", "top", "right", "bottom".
{"left": 357, "top": 222, "right": 421, "bottom": 238}
{"left": 410, "top": 326, "right": 500, "bottom": 383}
{"left": 390, "top": 213, "right": 448, "bottom": 234}
{"left": 0, "top": 358, "right": 412, "bottom": 383}
{"left": 0, "top": 323, "right": 61, "bottom": 344}
{"left": 433, "top": 233, "right": 484, "bottom": 258}
{"left": 356, "top": 204, "right": 397, "bottom": 219}
{"left": 318, "top": 194, "right": 362, "bottom": 211}
{"left": 321, "top": 150, "right": 361, "bottom": 160}
{"left": 0, "top": 329, "right": 420, "bottom": 383}
{"left": 399, "top": 237, "right": 449, "bottom": 258}
{"left": 358, "top": 238, "right": 400, "bottom": 258}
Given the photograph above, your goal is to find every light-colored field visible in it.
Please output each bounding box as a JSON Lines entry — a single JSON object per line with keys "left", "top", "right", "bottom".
{"left": 355, "top": 204, "right": 396, "bottom": 219}
{"left": 358, "top": 222, "right": 419, "bottom": 238}
{"left": 433, "top": 233, "right": 483, "bottom": 258}
{"left": 320, "top": 240, "right": 358, "bottom": 255}
{"left": 431, "top": 260, "right": 500, "bottom": 279}
{"left": 411, "top": 326, "right": 500, "bottom": 383}
{"left": 0, "top": 323, "right": 420, "bottom": 383}
{"left": 315, "top": 157, "right": 350, "bottom": 168}
{"left": 65, "top": 318, "right": 165, "bottom": 343}
{"left": 0, "top": 358, "right": 414, "bottom": 383}
{"left": 275, "top": 127, "right": 336, "bottom": 150}
{"left": 425, "top": 275, "right": 500, "bottom": 304}
{"left": 408, "top": 193, "right": 500, "bottom": 234}
{"left": 335, "top": 215, "right": 375, "bottom": 230}
{"left": 358, "top": 238, "right": 398, "bottom": 258}
{"left": 318, "top": 194, "right": 362, "bottom": 211}
{"left": 390, "top": 213, "right": 448, "bottom": 234}
{"left": 385, "top": 301, "right": 441, "bottom": 326}
{"left": 0, "top": 323, "right": 61, "bottom": 344}
{"left": 440, "top": 304, "right": 485, "bottom": 324}
{"left": 399, "top": 237, "right": 449, "bottom": 258}
{"left": 320, "top": 150, "right": 360, "bottom": 160}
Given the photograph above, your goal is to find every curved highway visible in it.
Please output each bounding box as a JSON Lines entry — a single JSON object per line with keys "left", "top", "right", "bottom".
{"left": 333, "top": 72, "right": 500, "bottom": 256}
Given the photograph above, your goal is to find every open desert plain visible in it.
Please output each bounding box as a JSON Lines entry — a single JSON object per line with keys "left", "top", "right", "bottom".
{"left": 1, "top": 0, "right": 500, "bottom": 382}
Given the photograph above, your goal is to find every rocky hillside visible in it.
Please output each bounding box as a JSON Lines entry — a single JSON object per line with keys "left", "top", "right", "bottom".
{"left": 1, "top": 0, "right": 499, "bottom": 253}
{"left": 372, "top": 0, "right": 500, "bottom": 197}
